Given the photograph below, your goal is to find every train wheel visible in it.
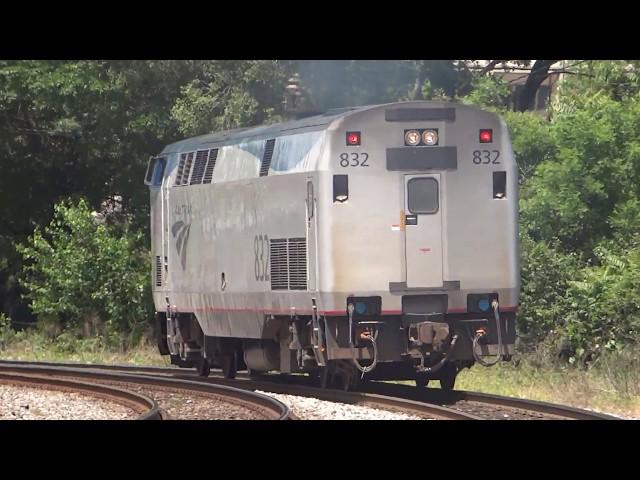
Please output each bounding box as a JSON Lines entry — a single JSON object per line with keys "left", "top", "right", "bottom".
{"left": 221, "top": 354, "right": 237, "bottom": 379}
{"left": 170, "top": 354, "right": 195, "bottom": 368}
{"left": 197, "top": 357, "right": 211, "bottom": 377}
{"left": 415, "top": 373, "right": 430, "bottom": 388}
{"left": 439, "top": 364, "right": 458, "bottom": 391}
{"left": 319, "top": 361, "right": 358, "bottom": 391}
{"left": 319, "top": 367, "right": 330, "bottom": 389}
{"left": 155, "top": 313, "right": 170, "bottom": 356}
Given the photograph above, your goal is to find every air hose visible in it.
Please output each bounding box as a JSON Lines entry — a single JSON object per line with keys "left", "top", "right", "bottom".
{"left": 419, "top": 333, "right": 459, "bottom": 374}
{"left": 472, "top": 299, "right": 504, "bottom": 367}
{"left": 353, "top": 330, "right": 378, "bottom": 377}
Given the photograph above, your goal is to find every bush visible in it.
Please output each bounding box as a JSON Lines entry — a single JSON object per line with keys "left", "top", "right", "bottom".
{"left": 0, "top": 313, "right": 14, "bottom": 348}
{"left": 564, "top": 245, "right": 640, "bottom": 362}
{"left": 17, "top": 198, "right": 153, "bottom": 342}
{"left": 517, "top": 232, "right": 580, "bottom": 350}
{"left": 502, "top": 75, "right": 640, "bottom": 361}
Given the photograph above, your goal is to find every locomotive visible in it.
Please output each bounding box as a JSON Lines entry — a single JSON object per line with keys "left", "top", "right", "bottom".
{"left": 145, "top": 101, "right": 519, "bottom": 390}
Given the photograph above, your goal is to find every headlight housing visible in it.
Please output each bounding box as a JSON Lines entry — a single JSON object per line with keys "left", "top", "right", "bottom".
{"left": 404, "top": 130, "right": 421, "bottom": 146}
{"left": 422, "top": 129, "right": 438, "bottom": 146}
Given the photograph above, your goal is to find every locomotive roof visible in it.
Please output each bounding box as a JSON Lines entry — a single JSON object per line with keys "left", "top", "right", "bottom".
{"left": 161, "top": 101, "right": 491, "bottom": 155}
{"left": 161, "top": 104, "right": 385, "bottom": 154}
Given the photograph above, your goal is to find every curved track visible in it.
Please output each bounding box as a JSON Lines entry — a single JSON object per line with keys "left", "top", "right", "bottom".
{"left": 0, "top": 362, "right": 289, "bottom": 420}
{"left": 0, "top": 360, "right": 620, "bottom": 420}
{"left": 0, "top": 370, "right": 160, "bottom": 420}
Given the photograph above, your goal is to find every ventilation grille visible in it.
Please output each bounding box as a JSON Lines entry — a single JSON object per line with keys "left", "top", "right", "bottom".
{"left": 288, "top": 238, "right": 307, "bottom": 290}
{"left": 269, "top": 237, "right": 307, "bottom": 290}
{"left": 155, "top": 256, "right": 163, "bottom": 287}
{"left": 174, "top": 149, "right": 219, "bottom": 186}
{"left": 190, "top": 150, "right": 209, "bottom": 185}
{"left": 270, "top": 239, "right": 289, "bottom": 290}
{"left": 259, "top": 139, "right": 276, "bottom": 177}
{"left": 181, "top": 152, "right": 194, "bottom": 185}
{"left": 175, "top": 154, "right": 187, "bottom": 186}
{"left": 203, "top": 149, "right": 218, "bottom": 184}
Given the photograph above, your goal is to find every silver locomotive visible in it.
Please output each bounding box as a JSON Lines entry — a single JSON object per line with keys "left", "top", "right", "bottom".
{"left": 144, "top": 101, "right": 519, "bottom": 389}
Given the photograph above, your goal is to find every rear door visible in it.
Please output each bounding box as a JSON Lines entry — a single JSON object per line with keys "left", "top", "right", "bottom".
{"left": 404, "top": 174, "right": 443, "bottom": 288}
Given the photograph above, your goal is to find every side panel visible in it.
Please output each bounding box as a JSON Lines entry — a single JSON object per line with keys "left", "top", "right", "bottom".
{"left": 163, "top": 173, "right": 314, "bottom": 338}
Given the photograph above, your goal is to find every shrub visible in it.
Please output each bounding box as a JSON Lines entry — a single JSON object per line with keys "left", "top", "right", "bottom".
{"left": 17, "top": 198, "right": 153, "bottom": 341}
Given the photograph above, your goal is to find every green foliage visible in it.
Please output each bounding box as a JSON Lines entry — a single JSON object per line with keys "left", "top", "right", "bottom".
{"left": 16, "top": 198, "right": 152, "bottom": 338}
{"left": 502, "top": 111, "right": 556, "bottom": 181}
{"left": 0, "top": 60, "right": 293, "bottom": 329}
{"left": 462, "top": 75, "right": 512, "bottom": 109}
{"left": 564, "top": 245, "right": 640, "bottom": 362}
{"left": 170, "top": 60, "right": 291, "bottom": 136}
{"left": 0, "top": 313, "right": 13, "bottom": 347}
{"left": 520, "top": 92, "right": 640, "bottom": 253}
{"left": 517, "top": 233, "right": 580, "bottom": 346}
{"left": 509, "top": 62, "right": 640, "bottom": 359}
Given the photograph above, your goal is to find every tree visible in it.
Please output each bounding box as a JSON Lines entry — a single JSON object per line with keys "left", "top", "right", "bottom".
{"left": 0, "top": 60, "right": 293, "bottom": 322}
{"left": 17, "top": 198, "right": 152, "bottom": 339}
{"left": 170, "top": 60, "right": 292, "bottom": 136}
{"left": 515, "top": 60, "right": 556, "bottom": 112}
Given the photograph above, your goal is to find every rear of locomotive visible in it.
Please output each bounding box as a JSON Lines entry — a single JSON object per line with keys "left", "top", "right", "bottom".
{"left": 315, "top": 101, "right": 519, "bottom": 387}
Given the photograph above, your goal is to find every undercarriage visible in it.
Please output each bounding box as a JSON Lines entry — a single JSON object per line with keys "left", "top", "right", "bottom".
{"left": 156, "top": 303, "right": 516, "bottom": 391}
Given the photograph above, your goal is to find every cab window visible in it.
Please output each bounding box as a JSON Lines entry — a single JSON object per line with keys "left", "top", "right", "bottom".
{"left": 145, "top": 157, "right": 166, "bottom": 186}
{"left": 407, "top": 177, "right": 439, "bottom": 214}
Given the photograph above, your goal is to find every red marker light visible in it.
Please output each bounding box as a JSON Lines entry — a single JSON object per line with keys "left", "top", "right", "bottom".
{"left": 346, "top": 131, "right": 361, "bottom": 146}
{"left": 479, "top": 129, "right": 493, "bottom": 143}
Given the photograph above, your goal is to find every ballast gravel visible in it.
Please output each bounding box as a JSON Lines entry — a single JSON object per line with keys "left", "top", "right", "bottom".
{"left": 0, "top": 384, "right": 136, "bottom": 420}
{"left": 119, "top": 384, "right": 267, "bottom": 420}
{"left": 256, "top": 390, "right": 426, "bottom": 420}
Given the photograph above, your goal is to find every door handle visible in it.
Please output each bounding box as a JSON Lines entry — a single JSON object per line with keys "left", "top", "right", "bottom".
{"left": 405, "top": 214, "right": 418, "bottom": 225}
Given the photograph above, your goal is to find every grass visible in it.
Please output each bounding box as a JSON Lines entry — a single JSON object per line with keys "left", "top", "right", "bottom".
{"left": 454, "top": 361, "right": 640, "bottom": 419}
{"left": 0, "top": 326, "right": 169, "bottom": 366}
{"left": 1, "top": 324, "right": 638, "bottom": 418}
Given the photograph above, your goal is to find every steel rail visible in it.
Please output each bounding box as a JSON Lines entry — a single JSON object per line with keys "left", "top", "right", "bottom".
{"left": 0, "top": 360, "right": 621, "bottom": 420}
{"left": 0, "top": 370, "right": 161, "bottom": 420}
{"left": 0, "top": 363, "right": 290, "bottom": 420}
{"left": 358, "top": 381, "right": 621, "bottom": 420}
{"left": 0, "top": 361, "right": 476, "bottom": 420}
{"left": 0, "top": 359, "right": 180, "bottom": 376}
{"left": 185, "top": 374, "right": 481, "bottom": 420}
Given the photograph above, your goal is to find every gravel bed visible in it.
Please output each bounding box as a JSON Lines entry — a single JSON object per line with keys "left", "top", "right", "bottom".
{"left": 0, "top": 384, "right": 137, "bottom": 420}
{"left": 256, "top": 391, "right": 427, "bottom": 420}
{"left": 446, "top": 400, "right": 557, "bottom": 420}
{"left": 104, "top": 383, "right": 268, "bottom": 420}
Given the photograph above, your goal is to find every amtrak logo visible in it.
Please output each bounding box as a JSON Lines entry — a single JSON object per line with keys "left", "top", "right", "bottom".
{"left": 171, "top": 221, "right": 191, "bottom": 270}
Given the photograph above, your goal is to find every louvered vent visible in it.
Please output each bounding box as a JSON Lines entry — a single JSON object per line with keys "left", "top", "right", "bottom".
{"left": 155, "top": 256, "right": 163, "bottom": 287}
{"left": 175, "top": 153, "right": 187, "bottom": 186}
{"left": 269, "top": 237, "right": 307, "bottom": 290}
{"left": 190, "top": 150, "right": 209, "bottom": 185}
{"left": 203, "top": 149, "right": 218, "bottom": 184}
{"left": 270, "top": 238, "right": 288, "bottom": 290}
{"left": 288, "top": 238, "right": 307, "bottom": 290}
{"left": 181, "top": 152, "right": 194, "bottom": 185}
{"left": 259, "top": 139, "right": 276, "bottom": 177}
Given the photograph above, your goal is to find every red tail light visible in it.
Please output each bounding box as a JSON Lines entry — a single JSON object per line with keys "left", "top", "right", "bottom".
{"left": 479, "top": 129, "right": 493, "bottom": 143}
{"left": 346, "top": 132, "right": 361, "bottom": 146}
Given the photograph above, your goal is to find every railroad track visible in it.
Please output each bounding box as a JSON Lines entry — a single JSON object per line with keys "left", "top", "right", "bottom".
{"left": 0, "top": 362, "right": 289, "bottom": 420}
{"left": 357, "top": 381, "right": 620, "bottom": 420}
{"left": 0, "top": 370, "right": 160, "bottom": 420}
{"left": 0, "top": 360, "right": 620, "bottom": 420}
{"left": 0, "top": 360, "right": 476, "bottom": 420}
